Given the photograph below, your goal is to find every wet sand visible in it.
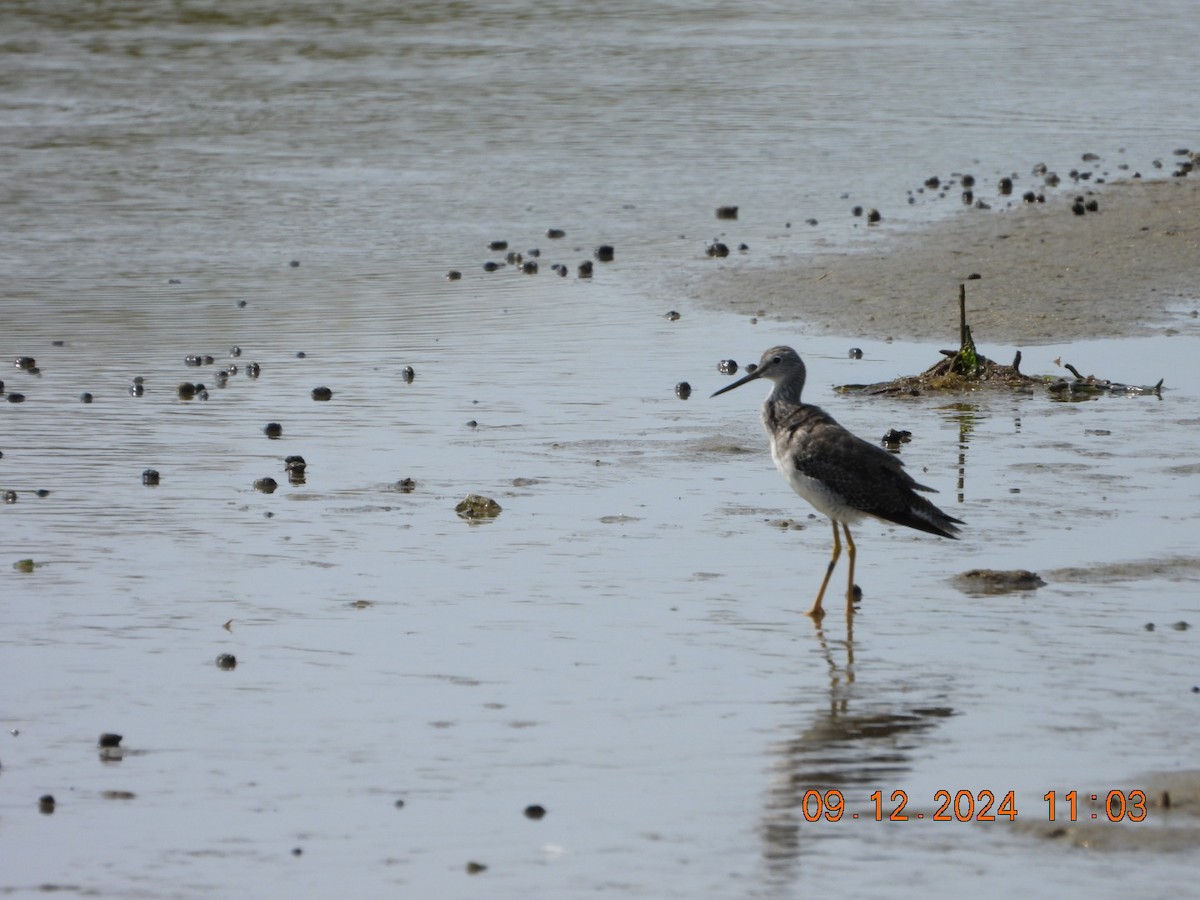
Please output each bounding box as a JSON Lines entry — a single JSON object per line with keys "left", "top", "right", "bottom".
{"left": 689, "top": 176, "right": 1200, "bottom": 344}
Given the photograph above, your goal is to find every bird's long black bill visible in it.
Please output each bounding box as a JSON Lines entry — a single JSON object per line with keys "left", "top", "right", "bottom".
{"left": 710, "top": 368, "right": 763, "bottom": 398}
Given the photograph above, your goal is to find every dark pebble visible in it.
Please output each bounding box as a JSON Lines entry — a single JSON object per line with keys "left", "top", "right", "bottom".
{"left": 246, "top": 362, "right": 261, "bottom": 378}
{"left": 128, "top": 383, "right": 144, "bottom": 397}
{"left": 881, "top": 428, "right": 912, "bottom": 447}
{"left": 1085, "top": 199, "right": 1099, "bottom": 212}
{"left": 962, "top": 190, "right": 974, "bottom": 205}
{"left": 311, "top": 387, "right": 333, "bottom": 401}
{"left": 848, "top": 347, "right": 863, "bottom": 359}
{"left": 216, "top": 653, "right": 237, "bottom": 669}
{"left": 924, "top": 176, "right": 940, "bottom": 189}
{"left": 738, "top": 243, "right": 749, "bottom": 252}
{"left": 177, "top": 382, "right": 198, "bottom": 400}
{"left": 866, "top": 208, "right": 881, "bottom": 223}
{"left": 237, "top": 300, "right": 248, "bottom": 308}
{"left": 505, "top": 251, "right": 522, "bottom": 265}
{"left": 39, "top": 795, "right": 55, "bottom": 814}
{"left": 14, "top": 357, "right": 37, "bottom": 370}
{"left": 524, "top": 804, "right": 547, "bottom": 820}
{"left": 551, "top": 263, "right": 567, "bottom": 276}
{"left": 526, "top": 248, "right": 541, "bottom": 258}
{"left": 521, "top": 260, "right": 538, "bottom": 274}
{"left": 665, "top": 310, "right": 681, "bottom": 321}
{"left": 805, "top": 218, "right": 818, "bottom": 226}
{"left": 745, "top": 363, "right": 758, "bottom": 374}
{"left": 284, "top": 455, "right": 306, "bottom": 473}
{"left": 675, "top": 381, "right": 692, "bottom": 400}
{"left": 291, "top": 847, "right": 303, "bottom": 857}
{"left": 466, "top": 862, "right": 487, "bottom": 875}
{"left": 466, "top": 419, "right": 478, "bottom": 428}
{"left": 185, "top": 354, "right": 203, "bottom": 367}
{"left": 594, "top": 244, "right": 615, "bottom": 262}
{"left": 254, "top": 477, "right": 278, "bottom": 494}
{"left": 4, "top": 490, "right": 17, "bottom": 503}
{"left": 264, "top": 423, "right": 283, "bottom": 438}
{"left": 142, "top": 469, "right": 160, "bottom": 486}
{"left": 967, "top": 272, "right": 981, "bottom": 280}
{"left": 482, "top": 261, "right": 501, "bottom": 272}
{"left": 7, "top": 393, "right": 25, "bottom": 403}
{"left": 35, "top": 489, "right": 50, "bottom": 497}
{"left": 446, "top": 270, "right": 462, "bottom": 280}
{"left": 715, "top": 205, "right": 739, "bottom": 220}
{"left": 394, "top": 799, "right": 406, "bottom": 809}
{"left": 961, "top": 174, "right": 975, "bottom": 187}
{"left": 488, "top": 240, "right": 508, "bottom": 251}
{"left": 401, "top": 366, "right": 415, "bottom": 382}
{"left": 577, "top": 260, "right": 593, "bottom": 278}
{"left": 546, "top": 228, "right": 566, "bottom": 239}
{"left": 229, "top": 346, "right": 241, "bottom": 358}
{"left": 52, "top": 340, "right": 65, "bottom": 347}
{"left": 1022, "top": 191, "right": 1037, "bottom": 203}
{"left": 289, "top": 260, "right": 300, "bottom": 268}
{"left": 98, "top": 733, "right": 123, "bottom": 748}
{"left": 296, "top": 351, "right": 306, "bottom": 358}
{"left": 1072, "top": 200, "right": 1086, "bottom": 215}
{"left": 706, "top": 242, "right": 730, "bottom": 257}
{"left": 395, "top": 477, "right": 416, "bottom": 492}
{"left": 998, "top": 176, "right": 1013, "bottom": 195}
{"left": 718, "top": 359, "right": 738, "bottom": 375}
{"left": 851, "top": 205, "right": 863, "bottom": 216}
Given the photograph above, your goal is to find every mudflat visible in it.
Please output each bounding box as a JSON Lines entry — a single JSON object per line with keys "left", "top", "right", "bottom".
{"left": 690, "top": 177, "right": 1200, "bottom": 345}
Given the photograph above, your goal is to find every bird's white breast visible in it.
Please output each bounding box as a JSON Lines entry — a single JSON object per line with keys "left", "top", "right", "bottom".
{"left": 769, "top": 436, "right": 865, "bottom": 525}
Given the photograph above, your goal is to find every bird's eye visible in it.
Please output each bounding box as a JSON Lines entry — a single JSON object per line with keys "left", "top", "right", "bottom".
{"left": 771, "top": 355, "right": 781, "bottom": 364}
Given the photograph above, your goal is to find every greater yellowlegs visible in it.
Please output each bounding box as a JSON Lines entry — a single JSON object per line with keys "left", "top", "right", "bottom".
{"left": 712, "top": 346, "right": 963, "bottom": 619}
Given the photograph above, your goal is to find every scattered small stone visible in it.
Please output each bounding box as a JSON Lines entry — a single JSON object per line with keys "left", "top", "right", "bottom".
{"left": 13, "top": 559, "right": 35, "bottom": 572}
{"left": 966, "top": 273, "right": 981, "bottom": 280}
{"left": 35, "top": 489, "right": 49, "bottom": 498}
{"left": 716, "top": 205, "right": 739, "bottom": 220}
{"left": 401, "top": 365, "right": 415, "bottom": 383}
{"left": 102, "top": 790, "right": 136, "bottom": 800}
{"left": 488, "top": 240, "right": 508, "bottom": 251}
{"left": 446, "top": 270, "right": 462, "bottom": 280}
{"left": 718, "top": 359, "right": 738, "bottom": 375}
{"left": 851, "top": 205, "right": 863, "bottom": 217}
{"left": 526, "top": 248, "right": 541, "bottom": 258}
{"left": 185, "top": 355, "right": 203, "bottom": 366}
{"left": 551, "top": 263, "right": 567, "bottom": 276}
{"left": 311, "top": 386, "right": 333, "bottom": 401}
{"left": 264, "top": 422, "right": 283, "bottom": 438}
{"left": 395, "top": 477, "right": 416, "bottom": 493}
{"left": 738, "top": 243, "right": 749, "bottom": 252}
{"left": 1072, "top": 200, "right": 1086, "bottom": 216}
{"left": 38, "top": 795, "right": 55, "bottom": 814}
{"left": 5, "top": 492, "right": 20, "bottom": 505}
{"left": 998, "top": 176, "right": 1013, "bottom": 195}
{"left": 524, "top": 804, "right": 547, "bottom": 820}
{"left": 98, "top": 733, "right": 123, "bottom": 748}
{"left": 675, "top": 381, "right": 692, "bottom": 400}
{"left": 881, "top": 428, "right": 911, "bottom": 448}
{"left": 577, "top": 260, "right": 593, "bottom": 278}
{"left": 961, "top": 190, "right": 974, "bottom": 205}
{"left": 128, "top": 382, "right": 144, "bottom": 397}
{"left": 465, "top": 419, "right": 478, "bottom": 428}
{"left": 289, "top": 260, "right": 300, "bottom": 268}
{"left": 455, "top": 494, "right": 502, "bottom": 520}
{"left": 521, "top": 260, "right": 538, "bottom": 274}
{"left": 254, "top": 477, "right": 278, "bottom": 494}
{"left": 284, "top": 455, "right": 306, "bottom": 473}
{"left": 1085, "top": 199, "right": 1099, "bottom": 212}
{"left": 142, "top": 469, "right": 160, "bottom": 486}
{"left": 14, "top": 357, "right": 36, "bottom": 370}
{"left": 706, "top": 242, "right": 730, "bottom": 257}
{"left": 505, "top": 251, "right": 522, "bottom": 265}
{"left": 665, "top": 310, "right": 681, "bottom": 321}
{"left": 465, "top": 862, "right": 487, "bottom": 875}
{"left": 216, "top": 653, "right": 237, "bottom": 670}
{"left": 546, "top": 228, "right": 566, "bottom": 239}
{"left": 866, "top": 208, "right": 881, "bottom": 224}
{"left": 1144, "top": 623, "right": 1156, "bottom": 631}
{"left": 6, "top": 392, "right": 25, "bottom": 403}
{"left": 1171, "top": 621, "right": 1190, "bottom": 631}
{"left": 848, "top": 347, "right": 863, "bottom": 359}
{"left": 296, "top": 351, "right": 307, "bottom": 358}
{"left": 594, "top": 244, "right": 615, "bottom": 262}
{"left": 961, "top": 173, "right": 976, "bottom": 187}
{"left": 291, "top": 847, "right": 303, "bottom": 857}
{"left": 246, "top": 362, "right": 261, "bottom": 378}
{"left": 482, "top": 260, "right": 501, "bottom": 272}
{"left": 805, "top": 218, "right": 818, "bottom": 226}
{"left": 237, "top": 300, "right": 248, "bottom": 308}
{"left": 177, "top": 382, "right": 198, "bottom": 400}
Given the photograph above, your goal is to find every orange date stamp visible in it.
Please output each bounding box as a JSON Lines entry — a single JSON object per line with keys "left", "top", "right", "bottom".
{"left": 800, "top": 789, "right": 1149, "bottom": 822}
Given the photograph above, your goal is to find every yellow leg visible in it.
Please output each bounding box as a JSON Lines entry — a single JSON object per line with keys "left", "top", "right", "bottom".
{"left": 842, "top": 522, "right": 857, "bottom": 613}
{"left": 806, "top": 519, "right": 841, "bottom": 620}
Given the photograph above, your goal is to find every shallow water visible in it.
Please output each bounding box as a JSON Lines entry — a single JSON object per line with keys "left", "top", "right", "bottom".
{"left": 3, "top": 2, "right": 1200, "bottom": 898}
